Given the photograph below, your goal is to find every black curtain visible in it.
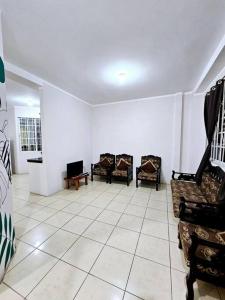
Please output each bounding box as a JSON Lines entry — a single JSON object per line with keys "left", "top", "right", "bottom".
{"left": 195, "top": 79, "right": 224, "bottom": 184}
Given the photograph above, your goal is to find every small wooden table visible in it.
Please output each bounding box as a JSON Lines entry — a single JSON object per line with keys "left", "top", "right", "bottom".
{"left": 64, "top": 173, "right": 89, "bottom": 190}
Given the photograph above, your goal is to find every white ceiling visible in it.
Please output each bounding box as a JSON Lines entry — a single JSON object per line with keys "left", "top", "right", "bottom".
{"left": 0, "top": 0, "right": 225, "bottom": 104}
{"left": 6, "top": 72, "right": 40, "bottom": 107}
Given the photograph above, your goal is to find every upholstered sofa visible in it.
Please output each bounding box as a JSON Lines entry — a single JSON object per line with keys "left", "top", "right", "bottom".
{"left": 136, "top": 155, "right": 161, "bottom": 190}
{"left": 179, "top": 220, "right": 225, "bottom": 300}
{"left": 91, "top": 153, "right": 115, "bottom": 183}
{"left": 170, "top": 165, "right": 225, "bottom": 228}
{"left": 111, "top": 154, "right": 133, "bottom": 186}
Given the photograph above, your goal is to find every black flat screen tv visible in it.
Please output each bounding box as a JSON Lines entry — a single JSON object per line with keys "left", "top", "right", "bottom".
{"left": 67, "top": 160, "right": 83, "bottom": 178}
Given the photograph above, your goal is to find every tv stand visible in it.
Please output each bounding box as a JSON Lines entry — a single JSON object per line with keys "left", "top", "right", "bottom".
{"left": 64, "top": 173, "right": 89, "bottom": 190}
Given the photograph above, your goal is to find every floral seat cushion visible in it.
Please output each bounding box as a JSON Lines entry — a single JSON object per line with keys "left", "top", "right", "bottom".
{"left": 171, "top": 171, "right": 222, "bottom": 217}
{"left": 137, "top": 170, "right": 157, "bottom": 180}
{"left": 112, "top": 169, "right": 127, "bottom": 177}
{"left": 179, "top": 221, "right": 225, "bottom": 277}
{"left": 93, "top": 167, "right": 107, "bottom": 176}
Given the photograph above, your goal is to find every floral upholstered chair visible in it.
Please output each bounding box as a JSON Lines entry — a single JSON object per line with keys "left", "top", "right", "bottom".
{"left": 91, "top": 153, "right": 115, "bottom": 183}
{"left": 179, "top": 220, "right": 225, "bottom": 300}
{"left": 111, "top": 154, "right": 133, "bottom": 186}
{"left": 136, "top": 155, "right": 161, "bottom": 190}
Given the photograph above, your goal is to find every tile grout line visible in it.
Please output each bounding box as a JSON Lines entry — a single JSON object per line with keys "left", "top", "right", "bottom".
{"left": 9, "top": 179, "right": 169, "bottom": 300}
{"left": 71, "top": 185, "right": 133, "bottom": 299}
{"left": 121, "top": 188, "right": 152, "bottom": 300}
{"left": 11, "top": 184, "right": 118, "bottom": 298}
{"left": 20, "top": 183, "right": 124, "bottom": 299}
{"left": 167, "top": 186, "right": 174, "bottom": 300}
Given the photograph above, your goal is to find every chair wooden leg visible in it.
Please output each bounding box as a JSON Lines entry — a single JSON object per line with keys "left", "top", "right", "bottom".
{"left": 186, "top": 272, "right": 195, "bottom": 300}
{"left": 178, "top": 231, "right": 182, "bottom": 249}
{"left": 91, "top": 172, "right": 93, "bottom": 182}
{"left": 127, "top": 178, "right": 129, "bottom": 186}
{"left": 156, "top": 182, "right": 159, "bottom": 191}
{"left": 136, "top": 179, "right": 138, "bottom": 188}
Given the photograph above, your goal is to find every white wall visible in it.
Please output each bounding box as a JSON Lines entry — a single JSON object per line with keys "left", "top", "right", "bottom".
{"left": 7, "top": 106, "right": 41, "bottom": 174}
{"left": 92, "top": 93, "right": 207, "bottom": 183}
{"left": 181, "top": 93, "right": 206, "bottom": 173}
{"left": 41, "top": 84, "right": 92, "bottom": 195}
{"left": 92, "top": 95, "right": 181, "bottom": 183}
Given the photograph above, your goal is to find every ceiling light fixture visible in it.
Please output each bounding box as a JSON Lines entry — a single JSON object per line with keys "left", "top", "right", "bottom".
{"left": 103, "top": 61, "right": 144, "bottom": 86}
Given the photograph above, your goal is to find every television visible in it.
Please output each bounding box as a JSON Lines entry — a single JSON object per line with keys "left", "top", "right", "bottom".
{"left": 67, "top": 160, "right": 83, "bottom": 178}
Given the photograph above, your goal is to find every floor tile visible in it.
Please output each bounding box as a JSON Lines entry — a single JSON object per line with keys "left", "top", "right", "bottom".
{"left": 170, "top": 242, "right": 188, "bottom": 272}
{"left": 124, "top": 292, "right": 142, "bottom": 300}
{"left": 91, "top": 197, "right": 112, "bottom": 209}
{"left": 127, "top": 256, "right": 171, "bottom": 300}
{"left": 27, "top": 261, "right": 86, "bottom": 300}
{"left": 37, "top": 196, "right": 60, "bottom": 206}
{"left": 30, "top": 207, "right": 57, "bottom": 222}
{"left": 63, "top": 216, "right": 93, "bottom": 235}
{"left": 168, "top": 212, "right": 179, "bottom": 225}
{"left": 62, "top": 202, "right": 86, "bottom": 215}
{"left": 148, "top": 199, "right": 167, "bottom": 211}
{"left": 45, "top": 211, "right": 74, "bottom": 227}
{"left": 8, "top": 240, "right": 35, "bottom": 271}
{"left": 113, "top": 194, "right": 131, "bottom": 204}
{"left": 141, "top": 219, "right": 168, "bottom": 240}
{"left": 0, "top": 283, "right": 24, "bottom": 300}
{"left": 15, "top": 217, "right": 40, "bottom": 238}
{"left": 117, "top": 214, "right": 143, "bottom": 232}
{"left": 169, "top": 224, "right": 178, "bottom": 243}
{"left": 107, "top": 227, "right": 139, "bottom": 254}
{"left": 91, "top": 246, "right": 133, "bottom": 289}
{"left": 136, "top": 234, "right": 170, "bottom": 266}
{"left": 16, "top": 204, "right": 43, "bottom": 217}
{"left": 75, "top": 275, "right": 124, "bottom": 300}
{"left": 48, "top": 199, "right": 71, "bottom": 210}
{"left": 125, "top": 205, "right": 146, "bottom": 218}
{"left": 20, "top": 223, "right": 57, "bottom": 247}
{"left": 83, "top": 221, "right": 114, "bottom": 243}
{"left": 107, "top": 202, "right": 127, "bottom": 213}
{"left": 97, "top": 210, "right": 121, "bottom": 225}
{"left": 79, "top": 205, "right": 103, "bottom": 219}
{"left": 12, "top": 213, "right": 26, "bottom": 224}
{"left": 62, "top": 237, "right": 103, "bottom": 272}
{"left": 4, "top": 249, "right": 57, "bottom": 297}
{"left": 130, "top": 197, "right": 148, "bottom": 207}
{"left": 145, "top": 207, "right": 168, "bottom": 223}
{"left": 38, "top": 229, "right": 79, "bottom": 258}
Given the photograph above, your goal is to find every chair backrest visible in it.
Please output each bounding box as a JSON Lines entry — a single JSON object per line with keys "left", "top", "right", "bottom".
{"left": 116, "top": 154, "right": 133, "bottom": 166}
{"left": 200, "top": 164, "right": 225, "bottom": 203}
{"left": 141, "top": 155, "right": 161, "bottom": 169}
{"left": 99, "top": 153, "right": 115, "bottom": 165}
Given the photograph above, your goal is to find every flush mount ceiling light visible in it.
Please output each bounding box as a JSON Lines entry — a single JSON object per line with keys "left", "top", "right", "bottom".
{"left": 103, "top": 61, "right": 144, "bottom": 86}
{"left": 118, "top": 72, "right": 127, "bottom": 83}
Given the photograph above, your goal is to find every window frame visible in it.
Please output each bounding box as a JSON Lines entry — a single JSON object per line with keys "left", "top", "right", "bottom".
{"left": 18, "top": 117, "right": 42, "bottom": 152}
{"left": 211, "top": 86, "right": 225, "bottom": 168}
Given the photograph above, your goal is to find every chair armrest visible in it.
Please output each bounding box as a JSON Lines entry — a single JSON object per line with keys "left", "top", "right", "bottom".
{"left": 136, "top": 166, "right": 142, "bottom": 174}
{"left": 127, "top": 164, "right": 133, "bottom": 175}
{"left": 179, "top": 197, "right": 225, "bottom": 229}
{"left": 172, "top": 170, "right": 195, "bottom": 181}
{"left": 91, "top": 162, "right": 100, "bottom": 169}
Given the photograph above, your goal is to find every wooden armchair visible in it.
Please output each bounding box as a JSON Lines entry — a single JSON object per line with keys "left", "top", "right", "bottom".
{"left": 91, "top": 153, "right": 115, "bottom": 183}
{"left": 179, "top": 220, "right": 225, "bottom": 300}
{"left": 111, "top": 154, "right": 133, "bottom": 186}
{"left": 136, "top": 155, "right": 161, "bottom": 190}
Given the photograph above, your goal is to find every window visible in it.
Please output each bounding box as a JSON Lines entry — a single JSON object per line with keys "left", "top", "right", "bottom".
{"left": 211, "top": 88, "right": 225, "bottom": 164}
{"left": 19, "top": 117, "right": 42, "bottom": 151}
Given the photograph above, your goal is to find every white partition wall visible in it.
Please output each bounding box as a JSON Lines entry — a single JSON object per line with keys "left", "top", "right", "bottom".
{"left": 0, "top": 17, "right": 16, "bottom": 281}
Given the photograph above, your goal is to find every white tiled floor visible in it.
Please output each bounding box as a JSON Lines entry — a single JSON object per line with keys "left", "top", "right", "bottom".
{"left": 1, "top": 174, "right": 225, "bottom": 299}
